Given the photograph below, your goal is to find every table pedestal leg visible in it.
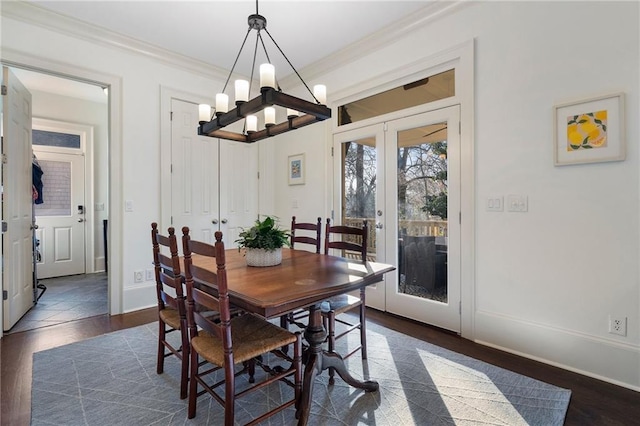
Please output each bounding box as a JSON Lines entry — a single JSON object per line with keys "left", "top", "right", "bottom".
{"left": 296, "top": 304, "right": 378, "bottom": 426}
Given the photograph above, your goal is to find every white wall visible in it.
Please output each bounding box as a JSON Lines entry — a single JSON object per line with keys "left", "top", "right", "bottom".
{"left": 2, "top": 1, "right": 638, "bottom": 390}
{"left": 30, "top": 90, "right": 109, "bottom": 271}
{"left": 272, "top": 1, "right": 640, "bottom": 390}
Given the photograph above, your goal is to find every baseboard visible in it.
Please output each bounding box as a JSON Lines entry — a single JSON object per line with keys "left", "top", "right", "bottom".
{"left": 123, "top": 283, "right": 156, "bottom": 313}
{"left": 474, "top": 310, "right": 640, "bottom": 391}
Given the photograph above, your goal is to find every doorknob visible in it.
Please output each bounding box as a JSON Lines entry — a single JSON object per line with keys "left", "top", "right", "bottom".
{"left": 212, "top": 219, "right": 219, "bottom": 225}
{"left": 221, "top": 219, "right": 228, "bottom": 224}
{"left": 78, "top": 218, "right": 84, "bottom": 222}
{"left": 31, "top": 224, "right": 39, "bottom": 230}
{"left": 375, "top": 222, "right": 383, "bottom": 229}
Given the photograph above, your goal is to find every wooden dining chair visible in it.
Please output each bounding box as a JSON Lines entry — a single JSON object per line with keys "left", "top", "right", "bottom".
{"left": 181, "top": 227, "right": 302, "bottom": 424}
{"left": 290, "top": 216, "right": 322, "bottom": 253}
{"left": 323, "top": 218, "right": 369, "bottom": 384}
{"left": 151, "top": 222, "right": 189, "bottom": 399}
{"left": 280, "top": 216, "right": 323, "bottom": 332}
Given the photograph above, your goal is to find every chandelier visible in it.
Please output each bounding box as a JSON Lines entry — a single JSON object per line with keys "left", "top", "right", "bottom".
{"left": 198, "top": 1, "right": 331, "bottom": 143}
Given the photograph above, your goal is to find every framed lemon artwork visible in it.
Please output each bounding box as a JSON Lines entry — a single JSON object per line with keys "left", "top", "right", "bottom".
{"left": 554, "top": 92, "right": 625, "bottom": 165}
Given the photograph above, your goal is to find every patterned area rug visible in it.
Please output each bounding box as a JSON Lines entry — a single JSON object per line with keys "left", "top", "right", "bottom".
{"left": 31, "top": 320, "right": 571, "bottom": 425}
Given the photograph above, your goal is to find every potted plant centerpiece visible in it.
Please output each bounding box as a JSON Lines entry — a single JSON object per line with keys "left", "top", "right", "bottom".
{"left": 235, "top": 216, "right": 291, "bottom": 267}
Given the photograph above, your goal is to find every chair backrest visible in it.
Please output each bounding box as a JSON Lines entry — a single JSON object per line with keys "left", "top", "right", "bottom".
{"left": 290, "top": 216, "right": 322, "bottom": 253}
{"left": 324, "top": 219, "right": 368, "bottom": 262}
{"left": 181, "top": 228, "right": 232, "bottom": 350}
{"left": 151, "top": 222, "right": 185, "bottom": 312}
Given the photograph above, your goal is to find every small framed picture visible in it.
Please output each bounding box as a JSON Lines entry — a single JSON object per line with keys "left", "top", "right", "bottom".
{"left": 288, "top": 153, "right": 305, "bottom": 185}
{"left": 553, "top": 92, "right": 625, "bottom": 166}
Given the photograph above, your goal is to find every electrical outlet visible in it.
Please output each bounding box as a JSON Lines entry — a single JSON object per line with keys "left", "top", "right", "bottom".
{"left": 608, "top": 315, "right": 627, "bottom": 336}
{"left": 134, "top": 270, "right": 144, "bottom": 283}
{"left": 146, "top": 268, "right": 154, "bottom": 281}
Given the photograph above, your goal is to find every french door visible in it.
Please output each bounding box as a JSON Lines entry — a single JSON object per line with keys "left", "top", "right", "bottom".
{"left": 333, "top": 106, "right": 461, "bottom": 332}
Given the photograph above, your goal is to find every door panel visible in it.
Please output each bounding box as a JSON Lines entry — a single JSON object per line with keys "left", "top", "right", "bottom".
{"left": 33, "top": 152, "right": 86, "bottom": 278}
{"left": 333, "top": 124, "right": 386, "bottom": 309}
{"left": 219, "top": 139, "right": 258, "bottom": 246}
{"left": 385, "top": 107, "right": 461, "bottom": 332}
{"left": 2, "top": 67, "right": 34, "bottom": 330}
{"left": 171, "top": 99, "right": 219, "bottom": 244}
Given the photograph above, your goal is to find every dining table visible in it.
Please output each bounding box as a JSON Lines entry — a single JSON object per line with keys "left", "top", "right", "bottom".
{"left": 192, "top": 247, "right": 395, "bottom": 425}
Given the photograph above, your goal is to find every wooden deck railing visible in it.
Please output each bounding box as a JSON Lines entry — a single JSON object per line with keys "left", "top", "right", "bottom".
{"left": 343, "top": 217, "right": 448, "bottom": 254}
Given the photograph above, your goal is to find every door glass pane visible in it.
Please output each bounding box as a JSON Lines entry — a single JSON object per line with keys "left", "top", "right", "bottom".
{"left": 338, "top": 69, "right": 455, "bottom": 126}
{"left": 34, "top": 159, "right": 72, "bottom": 216}
{"left": 33, "top": 129, "right": 81, "bottom": 149}
{"left": 397, "top": 122, "right": 448, "bottom": 302}
{"left": 341, "top": 138, "right": 376, "bottom": 260}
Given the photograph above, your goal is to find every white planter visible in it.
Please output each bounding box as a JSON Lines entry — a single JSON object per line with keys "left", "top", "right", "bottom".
{"left": 245, "top": 247, "right": 282, "bottom": 267}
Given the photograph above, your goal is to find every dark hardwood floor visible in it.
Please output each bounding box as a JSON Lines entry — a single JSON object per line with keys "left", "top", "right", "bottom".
{"left": 1, "top": 308, "right": 637, "bottom": 425}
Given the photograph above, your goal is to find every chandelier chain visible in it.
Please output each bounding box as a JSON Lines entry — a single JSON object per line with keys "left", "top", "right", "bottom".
{"left": 222, "top": 27, "right": 253, "bottom": 94}
{"left": 263, "top": 27, "right": 318, "bottom": 103}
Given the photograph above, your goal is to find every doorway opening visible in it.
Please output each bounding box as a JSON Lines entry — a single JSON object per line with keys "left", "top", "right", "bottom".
{"left": 2, "top": 67, "right": 109, "bottom": 333}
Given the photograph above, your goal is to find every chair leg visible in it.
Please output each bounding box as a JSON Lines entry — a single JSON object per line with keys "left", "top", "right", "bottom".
{"left": 294, "top": 332, "right": 303, "bottom": 410}
{"left": 359, "top": 288, "right": 367, "bottom": 359}
{"left": 359, "top": 304, "right": 367, "bottom": 360}
{"left": 187, "top": 351, "right": 198, "bottom": 419}
{"left": 157, "top": 319, "right": 165, "bottom": 374}
{"left": 179, "top": 325, "right": 189, "bottom": 399}
{"left": 327, "top": 310, "right": 336, "bottom": 385}
{"left": 224, "top": 358, "right": 236, "bottom": 426}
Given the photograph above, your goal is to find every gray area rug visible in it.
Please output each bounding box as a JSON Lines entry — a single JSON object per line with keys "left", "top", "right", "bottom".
{"left": 31, "top": 319, "right": 571, "bottom": 425}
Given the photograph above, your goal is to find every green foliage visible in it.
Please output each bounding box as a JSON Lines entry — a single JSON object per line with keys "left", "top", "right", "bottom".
{"left": 422, "top": 192, "right": 448, "bottom": 219}
{"left": 235, "top": 216, "right": 291, "bottom": 251}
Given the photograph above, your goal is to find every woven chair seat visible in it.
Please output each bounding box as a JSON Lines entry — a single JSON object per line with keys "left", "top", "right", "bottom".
{"left": 191, "top": 313, "right": 298, "bottom": 366}
{"left": 159, "top": 308, "right": 181, "bottom": 330}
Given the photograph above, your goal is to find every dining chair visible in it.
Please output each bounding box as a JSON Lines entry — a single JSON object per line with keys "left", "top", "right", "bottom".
{"left": 280, "top": 216, "right": 323, "bottom": 332}
{"left": 181, "top": 227, "right": 302, "bottom": 424}
{"left": 323, "top": 218, "right": 369, "bottom": 384}
{"left": 150, "top": 222, "right": 189, "bottom": 399}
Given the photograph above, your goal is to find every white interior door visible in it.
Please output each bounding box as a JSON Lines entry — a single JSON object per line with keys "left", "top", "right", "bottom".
{"left": 171, "top": 98, "right": 219, "bottom": 244}
{"left": 33, "top": 150, "right": 86, "bottom": 278}
{"left": 2, "top": 67, "right": 34, "bottom": 330}
{"left": 170, "top": 99, "right": 258, "bottom": 246}
{"left": 219, "top": 139, "right": 259, "bottom": 245}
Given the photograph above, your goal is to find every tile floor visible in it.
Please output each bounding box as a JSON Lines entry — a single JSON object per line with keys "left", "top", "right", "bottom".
{"left": 7, "top": 273, "right": 108, "bottom": 334}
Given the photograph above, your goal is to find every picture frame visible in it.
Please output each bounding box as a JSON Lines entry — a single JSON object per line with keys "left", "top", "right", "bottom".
{"left": 288, "top": 153, "right": 305, "bottom": 185}
{"left": 553, "top": 92, "right": 625, "bottom": 166}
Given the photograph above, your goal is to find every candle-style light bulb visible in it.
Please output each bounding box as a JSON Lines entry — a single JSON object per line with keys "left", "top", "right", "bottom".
{"left": 246, "top": 115, "right": 258, "bottom": 133}
{"left": 215, "top": 93, "right": 229, "bottom": 115}
{"left": 198, "top": 104, "right": 211, "bottom": 123}
{"left": 235, "top": 80, "right": 249, "bottom": 104}
{"left": 264, "top": 107, "right": 276, "bottom": 127}
{"left": 286, "top": 109, "right": 299, "bottom": 118}
{"left": 313, "top": 84, "right": 327, "bottom": 104}
{"left": 260, "top": 63, "right": 275, "bottom": 90}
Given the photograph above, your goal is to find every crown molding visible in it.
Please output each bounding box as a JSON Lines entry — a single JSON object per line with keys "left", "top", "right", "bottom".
{"left": 279, "top": 1, "right": 472, "bottom": 88}
{"left": 3, "top": 1, "right": 470, "bottom": 89}
{"left": 1, "top": 0, "right": 229, "bottom": 81}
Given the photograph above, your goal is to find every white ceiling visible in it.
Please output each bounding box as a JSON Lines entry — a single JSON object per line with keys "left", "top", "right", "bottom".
{"left": 13, "top": 1, "right": 434, "bottom": 103}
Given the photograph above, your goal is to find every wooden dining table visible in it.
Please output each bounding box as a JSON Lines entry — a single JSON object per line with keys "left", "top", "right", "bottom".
{"left": 192, "top": 247, "right": 395, "bottom": 425}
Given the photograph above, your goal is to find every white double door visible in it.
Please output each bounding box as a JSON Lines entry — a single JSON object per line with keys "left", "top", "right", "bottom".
{"left": 333, "top": 106, "right": 461, "bottom": 332}
{"left": 170, "top": 99, "right": 258, "bottom": 245}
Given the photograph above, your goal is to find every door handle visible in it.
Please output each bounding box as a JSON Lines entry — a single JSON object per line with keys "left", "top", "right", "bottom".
{"left": 78, "top": 218, "right": 84, "bottom": 222}
{"left": 212, "top": 219, "right": 219, "bottom": 225}
{"left": 375, "top": 222, "right": 383, "bottom": 229}
{"left": 31, "top": 224, "right": 39, "bottom": 230}
{"left": 221, "top": 219, "right": 228, "bottom": 224}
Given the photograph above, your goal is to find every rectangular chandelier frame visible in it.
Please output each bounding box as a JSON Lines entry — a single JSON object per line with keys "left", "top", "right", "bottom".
{"left": 198, "top": 87, "right": 331, "bottom": 143}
